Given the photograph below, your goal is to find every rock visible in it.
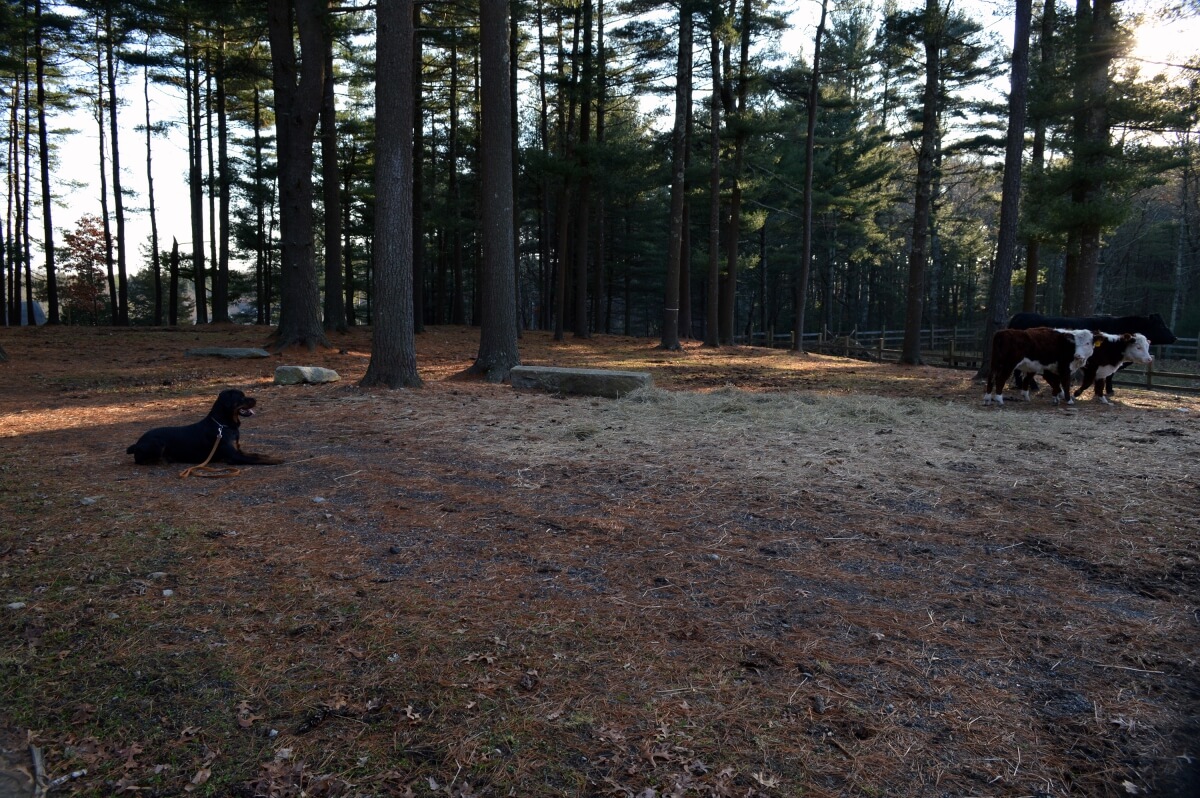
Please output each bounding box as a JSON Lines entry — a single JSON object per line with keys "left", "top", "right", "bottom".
{"left": 274, "top": 366, "right": 341, "bottom": 385}
{"left": 509, "top": 365, "right": 652, "bottom": 399}
{"left": 185, "top": 347, "right": 272, "bottom": 359}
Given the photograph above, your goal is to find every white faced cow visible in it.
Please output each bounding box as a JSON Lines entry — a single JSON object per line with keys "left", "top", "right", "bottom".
{"left": 1073, "top": 332, "right": 1153, "bottom": 405}
{"left": 984, "top": 327, "right": 1096, "bottom": 406}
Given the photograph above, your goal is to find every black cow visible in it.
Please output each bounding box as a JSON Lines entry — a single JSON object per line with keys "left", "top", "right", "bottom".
{"left": 1006, "top": 312, "right": 1176, "bottom": 395}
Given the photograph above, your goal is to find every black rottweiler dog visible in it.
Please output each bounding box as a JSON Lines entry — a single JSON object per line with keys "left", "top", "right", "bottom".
{"left": 127, "top": 389, "right": 283, "bottom": 466}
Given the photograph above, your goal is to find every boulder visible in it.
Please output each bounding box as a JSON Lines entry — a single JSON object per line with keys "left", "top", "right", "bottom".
{"left": 275, "top": 365, "right": 341, "bottom": 385}
{"left": 185, "top": 347, "right": 272, "bottom": 359}
{"left": 509, "top": 365, "right": 651, "bottom": 399}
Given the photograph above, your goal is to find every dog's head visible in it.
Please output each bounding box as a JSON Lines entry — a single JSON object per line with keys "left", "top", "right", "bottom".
{"left": 210, "top": 389, "right": 258, "bottom": 427}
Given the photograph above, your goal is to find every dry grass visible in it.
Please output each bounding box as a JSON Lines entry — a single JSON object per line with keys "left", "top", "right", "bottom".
{"left": 1, "top": 324, "right": 1198, "bottom": 797}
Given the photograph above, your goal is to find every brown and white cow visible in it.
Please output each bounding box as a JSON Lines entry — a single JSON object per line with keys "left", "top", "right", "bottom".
{"left": 984, "top": 327, "right": 1095, "bottom": 406}
{"left": 1072, "top": 332, "right": 1153, "bottom": 405}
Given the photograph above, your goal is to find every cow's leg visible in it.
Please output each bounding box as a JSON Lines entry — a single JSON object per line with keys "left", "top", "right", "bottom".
{"left": 1073, "top": 368, "right": 1096, "bottom": 399}
{"left": 1019, "top": 373, "right": 1034, "bottom": 402}
{"left": 1046, "top": 371, "right": 1071, "bottom": 405}
{"left": 985, "top": 369, "right": 1002, "bottom": 405}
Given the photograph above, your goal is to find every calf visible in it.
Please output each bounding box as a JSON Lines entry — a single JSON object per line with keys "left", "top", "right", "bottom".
{"left": 984, "top": 327, "right": 1095, "bottom": 406}
{"left": 1008, "top": 312, "right": 1175, "bottom": 395}
{"left": 1072, "top": 332, "right": 1153, "bottom": 404}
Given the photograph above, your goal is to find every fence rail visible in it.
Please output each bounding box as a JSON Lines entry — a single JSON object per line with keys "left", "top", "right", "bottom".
{"left": 745, "top": 328, "right": 1200, "bottom": 395}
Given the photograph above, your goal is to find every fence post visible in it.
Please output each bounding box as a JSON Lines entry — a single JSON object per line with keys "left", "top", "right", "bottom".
{"left": 878, "top": 330, "right": 885, "bottom": 362}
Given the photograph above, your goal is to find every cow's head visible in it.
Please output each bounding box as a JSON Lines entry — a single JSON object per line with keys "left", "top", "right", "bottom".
{"left": 1064, "top": 329, "right": 1096, "bottom": 371}
{"left": 1146, "top": 313, "right": 1177, "bottom": 345}
{"left": 1121, "top": 332, "right": 1153, "bottom": 365}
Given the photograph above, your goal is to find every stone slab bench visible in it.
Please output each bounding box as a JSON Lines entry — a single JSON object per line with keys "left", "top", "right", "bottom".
{"left": 509, "top": 365, "right": 652, "bottom": 399}
{"left": 185, "top": 347, "right": 272, "bottom": 359}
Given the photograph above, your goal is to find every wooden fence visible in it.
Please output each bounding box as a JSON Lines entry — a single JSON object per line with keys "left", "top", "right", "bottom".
{"left": 748, "top": 328, "right": 1200, "bottom": 395}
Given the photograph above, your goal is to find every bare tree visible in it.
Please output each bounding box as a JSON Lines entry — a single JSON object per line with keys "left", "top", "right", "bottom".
{"left": 979, "top": 0, "right": 1033, "bottom": 379}
{"left": 900, "top": 0, "right": 942, "bottom": 366}
{"left": 35, "top": 0, "right": 58, "bottom": 324}
{"left": 361, "top": 0, "right": 421, "bottom": 388}
{"left": 467, "top": 0, "right": 521, "bottom": 380}
{"left": 1061, "top": 0, "right": 1116, "bottom": 315}
{"left": 266, "top": 0, "right": 330, "bottom": 350}
{"left": 703, "top": 14, "right": 719, "bottom": 349}
{"left": 321, "top": 34, "right": 346, "bottom": 332}
{"left": 661, "top": 0, "right": 691, "bottom": 351}
{"left": 792, "top": 0, "right": 827, "bottom": 353}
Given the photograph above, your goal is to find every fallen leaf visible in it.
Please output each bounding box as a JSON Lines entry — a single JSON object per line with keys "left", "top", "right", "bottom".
{"left": 183, "top": 767, "right": 211, "bottom": 793}
{"left": 752, "top": 771, "right": 780, "bottom": 788}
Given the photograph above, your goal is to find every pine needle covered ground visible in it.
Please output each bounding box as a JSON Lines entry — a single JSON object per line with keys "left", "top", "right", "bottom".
{"left": 1, "top": 325, "right": 1197, "bottom": 797}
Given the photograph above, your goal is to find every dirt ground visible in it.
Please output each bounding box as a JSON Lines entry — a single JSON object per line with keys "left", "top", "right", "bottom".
{"left": 0, "top": 324, "right": 1198, "bottom": 798}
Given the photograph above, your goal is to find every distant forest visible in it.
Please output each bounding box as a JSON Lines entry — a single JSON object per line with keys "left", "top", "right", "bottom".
{"left": 2, "top": 0, "right": 1198, "bottom": 359}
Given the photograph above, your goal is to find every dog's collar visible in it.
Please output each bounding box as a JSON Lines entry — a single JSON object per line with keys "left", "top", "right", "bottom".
{"left": 208, "top": 417, "right": 229, "bottom": 438}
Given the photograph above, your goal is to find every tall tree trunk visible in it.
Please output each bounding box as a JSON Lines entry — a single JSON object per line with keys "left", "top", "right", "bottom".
{"left": 536, "top": 0, "right": 552, "bottom": 331}
{"left": 1, "top": 152, "right": 7, "bottom": 324}
{"left": 704, "top": 21, "right": 720, "bottom": 348}
{"left": 2, "top": 129, "right": 7, "bottom": 325}
{"left": 143, "top": 51, "right": 162, "bottom": 326}
{"left": 660, "top": 0, "right": 691, "bottom": 351}
{"left": 979, "top": 0, "right": 1032, "bottom": 380}
{"left": 510, "top": 3, "right": 522, "bottom": 335}
{"left": 552, "top": 7, "right": 580, "bottom": 341}
{"left": 589, "top": 0, "right": 607, "bottom": 334}
{"left": 343, "top": 147, "right": 357, "bottom": 325}
{"left": 412, "top": 1, "right": 425, "bottom": 332}
{"left": 572, "top": 0, "right": 594, "bottom": 339}
{"left": 104, "top": 10, "right": 128, "bottom": 325}
{"left": 186, "top": 37, "right": 207, "bottom": 323}
{"left": 362, "top": 0, "right": 421, "bottom": 387}
{"left": 1169, "top": 152, "right": 1191, "bottom": 332}
{"left": 1062, "top": 0, "right": 1113, "bottom": 315}
{"left": 35, "top": 0, "right": 57, "bottom": 324}
{"left": 469, "top": 0, "right": 521, "bottom": 380}
{"left": 321, "top": 34, "right": 346, "bottom": 332}
{"left": 679, "top": 93, "right": 693, "bottom": 339}
{"left": 1022, "top": 0, "right": 1055, "bottom": 312}
{"left": 718, "top": 0, "right": 752, "bottom": 344}
{"left": 169, "top": 237, "right": 179, "bottom": 325}
{"left": 212, "top": 28, "right": 232, "bottom": 323}
{"left": 22, "top": 45, "right": 35, "bottom": 327}
{"left": 5, "top": 79, "right": 15, "bottom": 327}
{"left": 793, "top": 0, "right": 827, "bottom": 352}
{"left": 94, "top": 23, "right": 116, "bottom": 325}
{"left": 267, "top": 0, "right": 330, "bottom": 350}
{"left": 448, "top": 31, "right": 465, "bottom": 325}
{"left": 900, "top": 0, "right": 941, "bottom": 365}
{"left": 253, "top": 86, "right": 267, "bottom": 325}
{"left": 205, "top": 56, "right": 219, "bottom": 320}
